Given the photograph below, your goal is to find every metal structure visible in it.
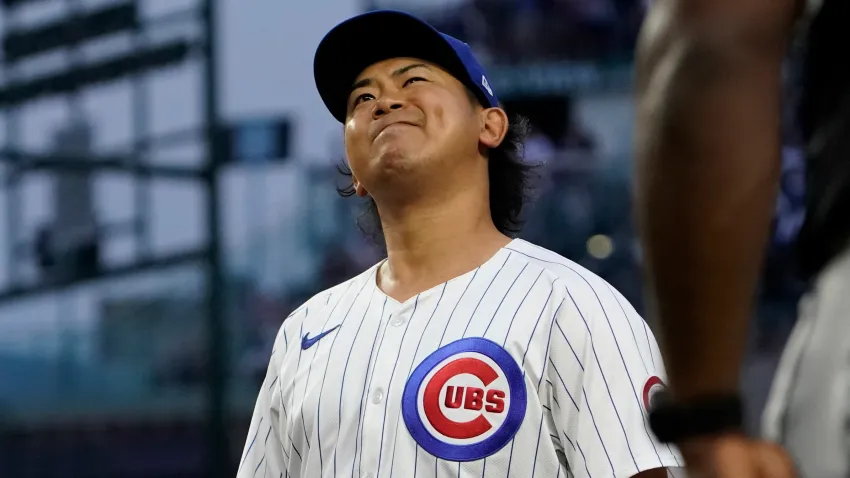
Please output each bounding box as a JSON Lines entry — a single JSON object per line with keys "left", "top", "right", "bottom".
{"left": 0, "top": 0, "right": 229, "bottom": 476}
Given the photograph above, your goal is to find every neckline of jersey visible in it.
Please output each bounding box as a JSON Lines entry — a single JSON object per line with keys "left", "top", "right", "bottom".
{"left": 372, "top": 238, "right": 521, "bottom": 309}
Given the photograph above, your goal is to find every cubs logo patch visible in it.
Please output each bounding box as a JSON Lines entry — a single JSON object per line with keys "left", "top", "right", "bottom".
{"left": 401, "top": 337, "right": 527, "bottom": 462}
{"left": 642, "top": 375, "right": 666, "bottom": 413}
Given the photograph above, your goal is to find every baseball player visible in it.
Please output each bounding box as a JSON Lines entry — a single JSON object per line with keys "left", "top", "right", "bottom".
{"left": 633, "top": 0, "right": 845, "bottom": 477}
{"left": 237, "top": 10, "right": 681, "bottom": 478}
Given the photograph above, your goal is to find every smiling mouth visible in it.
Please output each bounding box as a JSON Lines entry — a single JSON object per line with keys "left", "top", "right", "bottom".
{"left": 375, "top": 122, "right": 416, "bottom": 139}
{"left": 384, "top": 122, "right": 415, "bottom": 131}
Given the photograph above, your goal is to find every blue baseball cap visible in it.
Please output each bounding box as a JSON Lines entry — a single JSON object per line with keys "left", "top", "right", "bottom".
{"left": 313, "top": 10, "right": 499, "bottom": 123}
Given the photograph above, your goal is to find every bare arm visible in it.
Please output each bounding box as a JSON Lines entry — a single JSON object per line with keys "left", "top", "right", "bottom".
{"left": 633, "top": 0, "right": 801, "bottom": 401}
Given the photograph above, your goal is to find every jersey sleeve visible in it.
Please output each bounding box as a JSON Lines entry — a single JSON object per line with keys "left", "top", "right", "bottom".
{"left": 545, "top": 282, "right": 682, "bottom": 478}
{"left": 236, "top": 321, "right": 292, "bottom": 478}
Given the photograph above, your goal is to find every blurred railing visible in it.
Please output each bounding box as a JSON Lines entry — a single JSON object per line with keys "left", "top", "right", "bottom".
{"left": 0, "top": 153, "right": 638, "bottom": 424}
{"left": 1, "top": 149, "right": 800, "bottom": 430}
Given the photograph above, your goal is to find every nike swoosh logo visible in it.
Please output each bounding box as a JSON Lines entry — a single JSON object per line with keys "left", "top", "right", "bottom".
{"left": 301, "top": 325, "right": 340, "bottom": 350}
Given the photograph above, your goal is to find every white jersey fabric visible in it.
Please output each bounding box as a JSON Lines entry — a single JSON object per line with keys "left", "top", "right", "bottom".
{"left": 237, "top": 239, "right": 682, "bottom": 478}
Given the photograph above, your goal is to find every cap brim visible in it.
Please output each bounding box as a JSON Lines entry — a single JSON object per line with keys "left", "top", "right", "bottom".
{"left": 314, "top": 10, "right": 472, "bottom": 123}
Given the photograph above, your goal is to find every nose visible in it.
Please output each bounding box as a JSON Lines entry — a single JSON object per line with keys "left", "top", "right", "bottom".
{"left": 373, "top": 95, "right": 405, "bottom": 119}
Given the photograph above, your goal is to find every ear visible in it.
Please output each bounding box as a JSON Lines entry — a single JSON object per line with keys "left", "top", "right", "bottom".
{"left": 352, "top": 176, "right": 369, "bottom": 197}
{"left": 479, "top": 107, "right": 509, "bottom": 149}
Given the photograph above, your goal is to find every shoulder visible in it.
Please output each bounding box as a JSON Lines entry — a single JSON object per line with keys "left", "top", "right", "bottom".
{"left": 505, "top": 239, "right": 620, "bottom": 304}
{"left": 505, "top": 239, "right": 646, "bottom": 334}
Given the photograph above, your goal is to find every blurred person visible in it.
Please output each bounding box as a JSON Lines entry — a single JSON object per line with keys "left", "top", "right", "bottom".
{"left": 238, "top": 10, "right": 681, "bottom": 478}
{"left": 634, "top": 0, "right": 848, "bottom": 477}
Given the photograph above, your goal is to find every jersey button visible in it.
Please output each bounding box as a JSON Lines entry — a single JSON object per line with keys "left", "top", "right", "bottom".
{"left": 372, "top": 388, "right": 384, "bottom": 404}
{"left": 391, "top": 316, "right": 406, "bottom": 327}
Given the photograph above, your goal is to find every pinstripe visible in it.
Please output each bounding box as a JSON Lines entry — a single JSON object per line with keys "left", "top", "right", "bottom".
{"left": 606, "top": 285, "right": 650, "bottom": 373}
{"left": 641, "top": 318, "right": 656, "bottom": 369}
{"left": 561, "top": 430, "right": 576, "bottom": 452}
{"left": 570, "top": 277, "right": 663, "bottom": 467}
{"left": 509, "top": 245, "right": 665, "bottom": 469}
{"left": 285, "top": 321, "right": 305, "bottom": 463}
{"left": 546, "top": 380, "right": 561, "bottom": 410}
{"left": 497, "top": 281, "right": 552, "bottom": 476}
{"left": 375, "top": 295, "right": 420, "bottom": 478}
{"left": 555, "top": 321, "right": 584, "bottom": 371}
{"left": 256, "top": 426, "right": 272, "bottom": 478}
{"left": 278, "top": 375, "right": 289, "bottom": 421}
{"left": 605, "top": 289, "right": 682, "bottom": 467}
{"left": 478, "top": 260, "right": 530, "bottom": 478}
{"left": 529, "top": 412, "right": 546, "bottom": 478}
{"left": 298, "top": 280, "right": 357, "bottom": 448}
{"left": 354, "top": 296, "right": 389, "bottom": 478}
{"left": 389, "top": 284, "right": 447, "bottom": 477}
{"left": 332, "top": 289, "right": 379, "bottom": 477}
{"left": 502, "top": 270, "right": 546, "bottom": 347}
{"left": 239, "top": 417, "right": 263, "bottom": 474}
{"left": 238, "top": 241, "right": 681, "bottom": 478}
{"left": 254, "top": 456, "right": 265, "bottom": 477}
{"left": 316, "top": 275, "right": 374, "bottom": 476}
{"left": 565, "top": 284, "right": 640, "bottom": 471}
{"left": 276, "top": 373, "right": 291, "bottom": 463}
{"left": 536, "top": 299, "right": 565, "bottom": 390}
{"left": 581, "top": 389, "right": 615, "bottom": 474}
{"left": 549, "top": 359, "right": 580, "bottom": 411}
{"left": 482, "top": 263, "right": 528, "bottom": 337}
{"left": 519, "top": 285, "right": 556, "bottom": 365}
{"left": 576, "top": 442, "right": 593, "bottom": 478}
{"left": 438, "top": 267, "right": 480, "bottom": 346}
{"left": 461, "top": 252, "right": 512, "bottom": 337}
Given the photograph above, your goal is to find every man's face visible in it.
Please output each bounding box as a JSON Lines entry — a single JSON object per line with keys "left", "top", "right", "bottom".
{"left": 343, "top": 57, "right": 484, "bottom": 198}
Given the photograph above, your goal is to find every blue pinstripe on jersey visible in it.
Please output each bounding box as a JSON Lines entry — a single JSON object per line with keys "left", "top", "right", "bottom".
{"left": 495, "top": 274, "right": 551, "bottom": 476}
{"left": 375, "top": 295, "right": 420, "bottom": 478}
{"left": 350, "top": 296, "right": 388, "bottom": 478}
{"left": 530, "top": 412, "right": 546, "bottom": 477}
{"left": 480, "top": 263, "right": 528, "bottom": 337}
{"left": 502, "top": 270, "right": 545, "bottom": 347}
{"left": 238, "top": 240, "right": 682, "bottom": 478}
{"left": 355, "top": 296, "right": 392, "bottom": 477}
{"left": 534, "top": 298, "right": 564, "bottom": 391}
{"left": 316, "top": 275, "right": 374, "bottom": 477}
{"left": 331, "top": 289, "right": 378, "bottom": 477}
{"left": 507, "top": 245, "right": 674, "bottom": 468}
{"left": 389, "top": 284, "right": 447, "bottom": 477}
{"left": 438, "top": 267, "right": 480, "bottom": 346}
{"left": 298, "top": 281, "right": 357, "bottom": 450}
{"left": 582, "top": 386, "right": 616, "bottom": 474}
{"left": 460, "top": 253, "right": 511, "bottom": 338}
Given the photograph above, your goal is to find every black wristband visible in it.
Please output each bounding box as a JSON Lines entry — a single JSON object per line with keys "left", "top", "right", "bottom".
{"left": 648, "top": 392, "right": 744, "bottom": 443}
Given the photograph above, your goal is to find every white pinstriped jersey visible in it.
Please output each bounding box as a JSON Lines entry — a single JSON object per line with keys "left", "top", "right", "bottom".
{"left": 237, "top": 238, "right": 682, "bottom": 478}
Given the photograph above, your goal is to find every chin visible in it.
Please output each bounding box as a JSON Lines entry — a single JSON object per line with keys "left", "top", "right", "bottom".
{"left": 373, "top": 144, "right": 422, "bottom": 173}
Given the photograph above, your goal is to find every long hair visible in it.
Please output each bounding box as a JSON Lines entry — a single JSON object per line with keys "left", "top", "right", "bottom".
{"left": 336, "top": 107, "right": 537, "bottom": 248}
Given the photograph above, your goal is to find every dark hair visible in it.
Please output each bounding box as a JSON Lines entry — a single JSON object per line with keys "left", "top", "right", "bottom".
{"left": 795, "top": 0, "right": 850, "bottom": 279}
{"left": 336, "top": 101, "right": 537, "bottom": 247}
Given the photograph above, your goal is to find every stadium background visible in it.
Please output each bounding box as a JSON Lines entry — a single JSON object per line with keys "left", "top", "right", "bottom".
{"left": 0, "top": 0, "right": 806, "bottom": 477}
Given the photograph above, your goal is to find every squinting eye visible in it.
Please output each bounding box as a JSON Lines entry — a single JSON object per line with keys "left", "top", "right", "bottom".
{"left": 354, "top": 93, "right": 374, "bottom": 106}
{"left": 404, "top": 77, "right": 426, "bottom": 87}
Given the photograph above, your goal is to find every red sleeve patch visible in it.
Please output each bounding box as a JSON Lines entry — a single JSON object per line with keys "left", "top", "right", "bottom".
{"left": 641, "top": 375, "right": 666, "bottom": 413}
